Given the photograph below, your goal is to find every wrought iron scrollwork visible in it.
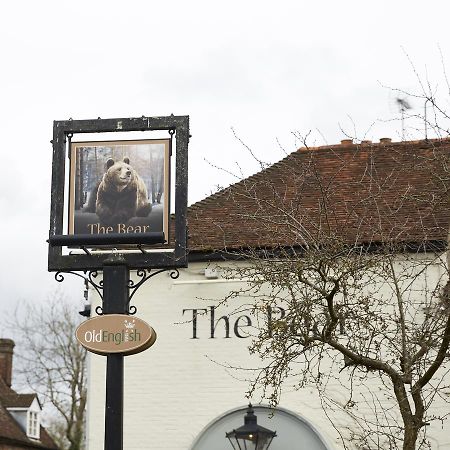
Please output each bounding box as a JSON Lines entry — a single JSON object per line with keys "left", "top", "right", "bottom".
{"left": 55, "top": 267, "right": 180, "bottom": 316}
{"left": 169, "top": 269, "right": 180, "bottom": 280}
{"left": 127, "top": 268, "right": 179, "bottom": 314}
{"left": 55, "top": 270, "right": 104, "bottom": 300}
{"left": 128, "top": 268, "right": 179, "bottom": 301}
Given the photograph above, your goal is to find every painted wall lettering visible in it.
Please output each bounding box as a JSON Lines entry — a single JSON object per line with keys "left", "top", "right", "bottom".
{"left": 267, "top": 306, "right": 286, "bottom": 337}
{"left": 210, "top": 305, "right": 230, "bottom": 338}
{"left": 182, "top": 308, "right": 207, "bottom": 339}
{"left": 234, "top": 315, "right": 252, "bottom": 338}
{"left": 182, "top": 306, "right": 286, "bottom": 340}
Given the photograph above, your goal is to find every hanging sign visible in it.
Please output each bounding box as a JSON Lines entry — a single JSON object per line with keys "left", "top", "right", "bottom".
{"left": 69, "top": 139, "right": 170, "bottom": 240}
{"left": 76, "top": 314, "right": 157, "bottom": 356}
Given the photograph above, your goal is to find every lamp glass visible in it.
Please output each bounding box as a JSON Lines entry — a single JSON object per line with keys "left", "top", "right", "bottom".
{"left": 228, "top": 431, "right": 274, "bottom": 450}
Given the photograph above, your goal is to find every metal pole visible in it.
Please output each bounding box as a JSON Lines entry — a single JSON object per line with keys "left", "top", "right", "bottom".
{"left": 102, "top": 254, "right": 129, "bottom": 450}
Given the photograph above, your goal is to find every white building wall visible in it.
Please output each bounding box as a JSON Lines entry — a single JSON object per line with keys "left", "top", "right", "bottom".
{"left": 86, "top": 259, "right": 450, "bottom": 450}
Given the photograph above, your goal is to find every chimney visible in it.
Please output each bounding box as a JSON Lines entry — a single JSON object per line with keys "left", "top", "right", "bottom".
{"left": 379, "top": 138, "right": 392, "bottom": 144}
{"left": 0, "top": 339, "right": 15, "bottom": 387}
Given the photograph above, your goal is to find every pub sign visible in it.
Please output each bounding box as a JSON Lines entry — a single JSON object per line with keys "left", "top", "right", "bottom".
{"left": 69, "top": 139, "right": 170, "bottom": 240}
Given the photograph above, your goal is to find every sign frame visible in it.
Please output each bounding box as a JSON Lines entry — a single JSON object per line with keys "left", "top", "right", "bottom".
{"left": 48, "top": 116, "right": 189, "bottom": 271}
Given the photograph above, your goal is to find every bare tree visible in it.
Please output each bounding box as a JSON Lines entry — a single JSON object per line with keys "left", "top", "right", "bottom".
{"left": 190, "top": 129, "right": 450, "bottom": 449}
{"left": 9, "top": 294, "right": 87, "bottom": 450}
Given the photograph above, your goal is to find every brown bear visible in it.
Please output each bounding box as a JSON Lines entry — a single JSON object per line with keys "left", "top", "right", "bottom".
{"left": 93, "top": 157, "right": 152, "bottom": 225}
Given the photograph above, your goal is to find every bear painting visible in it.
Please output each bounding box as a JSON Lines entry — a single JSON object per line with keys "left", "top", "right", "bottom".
{"left": 69, "top": 139, "right": 168, "bottom": 237}
{"left": 93, "top": 158, "right": 152, "bottom": 226}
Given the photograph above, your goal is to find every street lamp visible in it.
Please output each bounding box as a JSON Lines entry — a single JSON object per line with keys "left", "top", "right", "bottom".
{"left": 226, "top": 404, "right": 277, "bottom": 450}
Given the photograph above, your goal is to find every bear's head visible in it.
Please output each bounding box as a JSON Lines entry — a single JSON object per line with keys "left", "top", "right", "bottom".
{"left": 104, "top": 157, "right": 134, "bottom": 191}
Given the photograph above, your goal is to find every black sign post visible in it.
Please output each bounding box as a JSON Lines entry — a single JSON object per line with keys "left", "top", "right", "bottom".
{"left": 103, "top": 255, "right": 128, "bottom": 450}
{"left": 47, "top": 116, "right": 189, "bottom": 450}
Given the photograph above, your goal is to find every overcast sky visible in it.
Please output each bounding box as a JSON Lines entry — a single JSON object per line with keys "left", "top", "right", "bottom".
{"left": 1, "top": 0, "right": 450, "bottom": 314}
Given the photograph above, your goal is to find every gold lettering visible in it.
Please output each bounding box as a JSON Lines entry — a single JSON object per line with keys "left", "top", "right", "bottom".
{"left": 98, "top": 224, "right": 111, "bottom": 234}
{"left": 87, "top": 224, "right": 114, "bottom": 234}
{"left": 114, "top": 224, "right": 150, "bottom": 233}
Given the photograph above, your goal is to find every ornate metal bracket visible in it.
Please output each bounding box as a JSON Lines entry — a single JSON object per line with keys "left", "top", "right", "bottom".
{"left": 55, "top": 270, "right": 103, "bottom": 298}
{"left": 55, "top": 267, "right": 180, "bottom": 315}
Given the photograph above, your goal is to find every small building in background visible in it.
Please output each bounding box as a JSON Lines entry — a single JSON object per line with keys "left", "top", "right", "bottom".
{"left": 0, "top": 339, "right": 59, "bottom": 450}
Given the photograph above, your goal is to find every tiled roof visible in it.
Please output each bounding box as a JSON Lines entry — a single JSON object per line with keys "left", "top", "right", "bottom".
{"left": 187, "top": 138, "right": 450, "bottom": 253}
{"left": 0, "top": 392, "right": 37, "bottom": 409}
{"left": 0, "top": 401, "right": 29, "bottom": 443}
{"left": 0, "top": 377, "right": 58, "bottom": 449}
{"left": 37, "top": 427, "right": 59, "bottom": 450}
{"left": 0, "top": 377, "right": 37, "bottom": 408}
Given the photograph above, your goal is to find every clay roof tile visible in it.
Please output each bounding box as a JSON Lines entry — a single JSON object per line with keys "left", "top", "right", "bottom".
{"left": 186, "top": 138, "right": 450, "bottom": 253}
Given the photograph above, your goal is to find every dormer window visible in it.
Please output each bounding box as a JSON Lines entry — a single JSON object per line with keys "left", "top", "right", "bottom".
{"left": 27, "top": 410, "right": 40, "bottom": 439}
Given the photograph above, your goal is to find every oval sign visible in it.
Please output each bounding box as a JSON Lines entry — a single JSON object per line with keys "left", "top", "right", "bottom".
{"left": 76, "top": 314, "right": 156, "bottom": 356}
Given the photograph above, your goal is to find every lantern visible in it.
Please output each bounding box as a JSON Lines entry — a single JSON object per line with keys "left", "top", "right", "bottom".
{"left": 226, "top": 404, "right": 276, "bottom": 450}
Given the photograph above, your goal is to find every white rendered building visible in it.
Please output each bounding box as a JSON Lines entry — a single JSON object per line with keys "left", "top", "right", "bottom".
{"left": 86, "top": 138, "right": 450, "bottom": 449}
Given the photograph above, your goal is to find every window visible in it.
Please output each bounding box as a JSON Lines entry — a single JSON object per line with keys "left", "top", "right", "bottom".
{"left": 27, "top": 410, "right": 40, "bottom": 439}
{"left": 191, "top": 405, "right": 331, "bottom": 450}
